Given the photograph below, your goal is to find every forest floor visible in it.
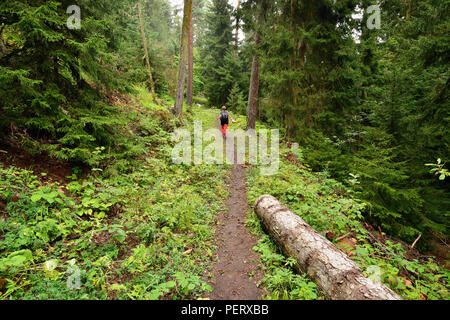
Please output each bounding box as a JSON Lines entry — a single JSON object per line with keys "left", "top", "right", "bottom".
{"left": 0, "top": 139, "right": 85, "bottom": 184}
{"left": 207, "top": 162, "right": 265, "bottom": 300}
{"left": 0, "top": 97, "right": 448, "bottom": 300}
{"left": 207, "top": 120, "right": 265, "bottom": 299}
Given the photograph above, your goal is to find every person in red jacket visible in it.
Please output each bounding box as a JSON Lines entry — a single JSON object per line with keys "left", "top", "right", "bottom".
{"left": 219, "top": 106, "right": 229, "bottom": 138}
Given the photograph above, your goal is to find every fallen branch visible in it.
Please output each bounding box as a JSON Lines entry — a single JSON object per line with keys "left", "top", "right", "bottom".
{"left": 410, "top": 234, "right": 422, "bottom": 250}
{"left": 335, "top": 232, "right": 352, "bottom": 242}
{"left": 363, "top": 227, "right": 393, "bottom": 256}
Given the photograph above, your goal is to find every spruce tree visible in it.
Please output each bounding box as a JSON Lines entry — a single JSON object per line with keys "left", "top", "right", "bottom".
{"left": 227, "top": 83, "right": 246, "bottom": 115}
{"left": 201, "top": 0, "right": 235, "bottom": 107}
{"left": 0, "top": 0, "right": 139, "bottom": 164}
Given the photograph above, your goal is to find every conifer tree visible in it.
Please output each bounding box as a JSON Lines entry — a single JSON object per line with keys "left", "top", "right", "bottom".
{"left": 227, "top": 83, "right": 246, "bottom": 115}
{"left": 201, "top": 0, "right": 235, "bottom": 107}
{"left": 0, "top": 0, "right": 133, "bottom": 164}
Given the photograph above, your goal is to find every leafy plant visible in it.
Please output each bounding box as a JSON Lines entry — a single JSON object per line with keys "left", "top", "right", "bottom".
{"left": 426, "top": 159, "right": 449, "bottom": 181}
{"left": 0, "top": 250, "right": 33, "bottom": 276}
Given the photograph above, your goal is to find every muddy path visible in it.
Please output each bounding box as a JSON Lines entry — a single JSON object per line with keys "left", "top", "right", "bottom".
{"left": 207, "top": 120, "right": 265, "bottom": 300}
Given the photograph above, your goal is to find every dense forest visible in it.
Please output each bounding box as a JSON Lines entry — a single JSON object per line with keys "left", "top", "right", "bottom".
{"left": 0, "top": 0, "right": 448, "bottom": 301}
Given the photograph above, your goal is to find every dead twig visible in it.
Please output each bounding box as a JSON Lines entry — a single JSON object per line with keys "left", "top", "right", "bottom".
{"left": 410, "top": 234, "right": 422, "bottom": 250}
{"left": 378, "top": 226, "right": 385, "bottom": 241}
{"left": 363, "top": 228, "right": 392, "bottom": 255}
{"left": 335, "top": 232, "right": 351, "bottom": 242}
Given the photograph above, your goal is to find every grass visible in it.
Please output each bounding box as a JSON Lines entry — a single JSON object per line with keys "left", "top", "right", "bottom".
{"left": 0, "top": 93, "right": 230, "bottom": 300}
{"left": 245, "top": 139, "right": 449, "bottom": 300}
{"left": 0, "top": 93, "right": 448, "bottom": 300}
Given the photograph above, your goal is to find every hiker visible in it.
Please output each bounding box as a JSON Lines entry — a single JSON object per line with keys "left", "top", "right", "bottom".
{"left": 218, "top": 106, "right": 229, "bottom": 138}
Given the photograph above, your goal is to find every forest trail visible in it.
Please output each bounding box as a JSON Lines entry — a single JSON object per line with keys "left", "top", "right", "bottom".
{"left": 206, "top": 119, "right": 265, "bottom": 300}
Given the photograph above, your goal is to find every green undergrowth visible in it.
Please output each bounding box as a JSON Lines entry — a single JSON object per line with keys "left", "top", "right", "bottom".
{"left": 246, "top": 142, "right": 449, "bottom": 300}
{"left": 0, "top": 100, "right": 229, "bottom": 300}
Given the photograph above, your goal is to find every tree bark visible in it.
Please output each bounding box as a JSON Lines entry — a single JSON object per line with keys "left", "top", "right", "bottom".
{"left": 174, "top": 0, "right": 192, "bottom": 120}
{"left": 246, "top": 4, "right": 264, "bottom": 130}
{"left": 406, "top": 0, "right": 412, "bottom": 21}
{"left": 187, "top": 11, "right": 194, "bottom": 107}
{"left": 254, "top": 195, "right": 402, "bottom": 300}
{"left": 0, "top": 37, "right": 6, "bottom": 60}
{"left": 246, "top": 53, "right": 260, "bottom": 130}
{"left": 246, "top": 1, "right": 267, "bottom": 130}
{"left": 137, "top": 0, "right": 158, "bottom": 104}
{"left": 0, "top": 25, "right": 6, "bottom": 59}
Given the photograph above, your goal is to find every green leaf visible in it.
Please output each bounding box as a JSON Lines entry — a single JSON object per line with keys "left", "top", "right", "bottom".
{"left": 30, "top": 194, "right": 42, "bottom": 202}
{"left": 109, "top": 284, "right": 126, "bottom": 291}
{"left": 188, "top": 283, "right": 196, "bottom": 291}
{"left": 0, "top": 250, "right": 33, "bottom": 272}
{"left": 163, "top": 281, "right": 176, "bottom": 289}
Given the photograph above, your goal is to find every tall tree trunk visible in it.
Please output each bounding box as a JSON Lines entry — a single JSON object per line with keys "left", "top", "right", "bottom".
{"left": 406, "top": 0, "right": 412, "bottom": 21}
{"left": 255, "top": 195, "right": 402, "bottom": 300}
{"left": 174, "top": 0, "right": 192, "bottom": 120}
{"left": 246, "top": 4, "right": 264, "bottom": 130}
{"left": 137, "top": 0, "right": 157, "bottom": 103}
{"left": 235, "top": 0, "right": 241, "bottom": 56}
{"left": 187, "top": 11, "right": 194, "bottom": 107}
{"left": 0, "top": 37, "right": 6, "bottom": 60}
{"left": 0, "top": 25, "right": 6, "bottom": 59}
{"left": 246, "top": 53, "right": 260, "bottom": 130}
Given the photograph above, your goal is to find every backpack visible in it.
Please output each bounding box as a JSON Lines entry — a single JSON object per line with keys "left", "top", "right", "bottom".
{"left": 220, "top": 110, "right": 229, "bottom": 123}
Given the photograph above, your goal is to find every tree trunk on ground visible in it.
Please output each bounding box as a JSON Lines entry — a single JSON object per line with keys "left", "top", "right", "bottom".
{"left": 254, "top": 195, "right": 402, "bottom": 300}
{"left": 137, "top": 0, "right": 158, "bottom": 104}
{"left": 174, "top": 0, "right": 192, "bottom": 120}
{"left": 187, "top": 11, "right": 194, "bottom": 107}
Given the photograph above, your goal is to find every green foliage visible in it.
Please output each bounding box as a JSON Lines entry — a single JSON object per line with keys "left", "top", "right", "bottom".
{"left": 200, "top": 0, "right": 245, "bottom": 107}
{"left": 426, "top": 159, "right": 450, "bottom": 181}
{"left": 0, "top": 106, "right": 228, "bottom": 300}
{"left": 0, "top": 0, "right": 185, "bottom": 166}
{"left": 0, "top": 0, "right": 128, "bottom": 163}
{"left": 0, "top": 250, "right": 34, "bottom": 275}
{"left": 227, "top": 83, "right": 247, "bottom": 115}
{"left": 243, "top": 0, "right": 449, "bottom": 242}
{"left": 0, "top": 0, "right": 448, "bottom": 302}
{"left": 250, "top": 230, "right": 321, "bottom": 300}
{"left": 246, "top": 142, "right": 449, "bottom": 300}
{"left": 353, "top": 242, "right": 449, "bottom": 300}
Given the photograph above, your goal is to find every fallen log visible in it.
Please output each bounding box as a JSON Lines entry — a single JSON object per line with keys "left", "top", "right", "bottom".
{"left": 254, "top": 195, "right": 402, "bottom": 300}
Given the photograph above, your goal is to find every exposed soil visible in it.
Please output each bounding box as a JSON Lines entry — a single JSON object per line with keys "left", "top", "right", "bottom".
{"left": 207, "top": 123, "right": 266, "bottom": 300}
{"left": 424, "top": 238, "right": 450, "bottom": 269}
{"left": 0, "top": 199, "right": 6, "bottom": 217}
{"left": 0, "top": 138, "right": 88, "bottom": 184}
{"left": 364, "top": 223, "right": 449, "bottom": 269}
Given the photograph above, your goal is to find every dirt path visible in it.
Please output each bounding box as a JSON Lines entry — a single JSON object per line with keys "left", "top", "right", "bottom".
{"left": 207, "top": 121, "right": 265, "bottom": 300}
